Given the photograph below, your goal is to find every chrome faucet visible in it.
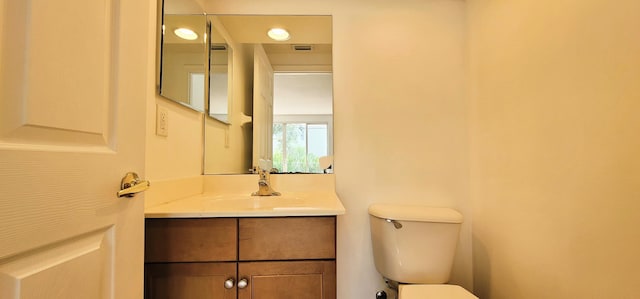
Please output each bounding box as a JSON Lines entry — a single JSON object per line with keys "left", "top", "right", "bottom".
{"left": 251, "top": 167, "right": 281, "bottom": 196}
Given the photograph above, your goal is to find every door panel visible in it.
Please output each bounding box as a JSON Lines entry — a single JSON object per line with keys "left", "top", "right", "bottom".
{"left": 0, "top": 228, "right": 114, "bottom": 298}
{"left": 0, "top": 0, "right": 150, "bottom": 297}
{"left": 1, "top": 0, "right": 115, "bottom": 147}
{"left": 252, "top": 44, "right": 274, "bottom": 167}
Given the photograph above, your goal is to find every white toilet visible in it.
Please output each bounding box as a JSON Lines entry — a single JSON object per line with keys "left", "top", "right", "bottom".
{"left": 369, "top": 203, "right": 478, "bottom": 299}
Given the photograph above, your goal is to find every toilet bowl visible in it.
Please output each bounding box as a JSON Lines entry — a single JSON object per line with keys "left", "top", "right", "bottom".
{"left": 369, "top": 203, "right": 477, "bottom": 299}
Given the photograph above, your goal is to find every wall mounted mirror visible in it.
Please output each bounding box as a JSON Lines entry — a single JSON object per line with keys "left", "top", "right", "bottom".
{"left": 203, "top": 15, "right": 333, "bottom": 175}
{"left": 158, "top": 0, "right": 207, "bottom": 112}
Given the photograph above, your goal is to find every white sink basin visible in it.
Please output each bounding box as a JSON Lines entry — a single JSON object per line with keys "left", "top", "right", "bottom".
{"left": 204, "top": 194, "right": 316, "bottom": 210}
{"left": 145, "top": 191, "right": 345, "bottom": 218}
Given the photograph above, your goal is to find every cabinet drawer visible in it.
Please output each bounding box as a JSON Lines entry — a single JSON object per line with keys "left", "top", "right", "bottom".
{"left": 145, "top": 218, "right": 237, "bottom": 262}
{"left": 239, "top": 217, "right": 335, "bottom": 260}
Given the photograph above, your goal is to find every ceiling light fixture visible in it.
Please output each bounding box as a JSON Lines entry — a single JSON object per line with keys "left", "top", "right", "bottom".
{"left": 174, "top": 28, "right": 198, "bottom": 40}
{"left": 267, "top": 28, "right": 290, "bottom": 41}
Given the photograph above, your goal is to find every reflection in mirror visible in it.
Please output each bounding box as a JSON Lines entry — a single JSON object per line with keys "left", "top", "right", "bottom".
{"left": 204, "top": 15, "right": 333, "bottom": 175}
{"left": 208, "top": 17, "right": 233, "bottom": 123}
{"left": 159, "top": 0, "right": 207, "bottom": 112}
{"left": 272, "top": 73, "right": 333, "bottom": 173}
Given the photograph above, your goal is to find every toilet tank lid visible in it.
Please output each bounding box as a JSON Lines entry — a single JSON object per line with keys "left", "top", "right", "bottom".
{"left": 368, "top": 204, "right": 463, "bottom": 223}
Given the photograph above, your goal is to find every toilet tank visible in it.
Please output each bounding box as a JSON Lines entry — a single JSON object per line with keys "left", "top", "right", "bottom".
{"left": 369, "top": 204, "right": 463, "bottom": 284}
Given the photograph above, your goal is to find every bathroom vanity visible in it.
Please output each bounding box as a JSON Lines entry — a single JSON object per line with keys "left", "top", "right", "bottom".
{"left": 145, "top": 217, "right": 336, "bottom": 299}
{"left": 143, "top": 175, "right": 344, "bottom": 299}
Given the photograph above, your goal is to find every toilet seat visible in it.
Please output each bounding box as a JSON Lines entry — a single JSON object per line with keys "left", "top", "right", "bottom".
{"left": 399, "top": 284, "right": 478, "bottom": 299}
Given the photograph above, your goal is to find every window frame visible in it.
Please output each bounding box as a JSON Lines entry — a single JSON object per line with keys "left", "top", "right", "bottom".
{"left": 273, "top": 115, "right": 333, "bottom": 173}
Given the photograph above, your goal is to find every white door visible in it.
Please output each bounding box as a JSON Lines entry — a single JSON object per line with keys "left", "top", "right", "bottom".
{"left": 0, "top": 0, "right": 151, "bottom": 298}
{"left": 252, "top": 44, "right": 274, "bottom": 168}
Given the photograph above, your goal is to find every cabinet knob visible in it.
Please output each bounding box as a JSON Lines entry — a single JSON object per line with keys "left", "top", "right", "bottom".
{"left": 224, "top": 278, "right": 235, "bottom": 289}
{"left": 237, "top": 278, "right": 248, "bottom": 289}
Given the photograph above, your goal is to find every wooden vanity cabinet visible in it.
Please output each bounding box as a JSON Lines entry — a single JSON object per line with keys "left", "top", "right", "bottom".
{"left": 144, "top": 216, "right": 336, "bottom": 299}
{"left": 144, "top": 218, "right": 237, "bottom": 299}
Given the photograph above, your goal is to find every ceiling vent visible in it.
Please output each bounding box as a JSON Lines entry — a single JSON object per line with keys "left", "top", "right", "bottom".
{"left": 210, "top": 44, "right": 228, "bottom": 51}
{"left": 292, "top": 44, "right": 313, "bottom": 52}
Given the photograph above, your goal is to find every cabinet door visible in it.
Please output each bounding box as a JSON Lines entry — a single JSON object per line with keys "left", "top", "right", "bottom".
{"left": 145, "top": 262, "right": 236, "bottom": 299}
{"left": 238, "top": 261, "right": 336, "bottom": 299}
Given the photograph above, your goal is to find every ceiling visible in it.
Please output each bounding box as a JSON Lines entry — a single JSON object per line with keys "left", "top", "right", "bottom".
{"left": 216, "top": 15, "right": 331, "bottom": 44}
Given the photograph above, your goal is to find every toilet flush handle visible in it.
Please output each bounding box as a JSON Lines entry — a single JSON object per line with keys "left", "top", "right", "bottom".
{"left": 385, "top": 219, "right": 403, "bottom": 229}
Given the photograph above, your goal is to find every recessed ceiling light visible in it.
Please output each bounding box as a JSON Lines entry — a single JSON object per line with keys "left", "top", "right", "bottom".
{"left": 267, "top": 28, "right": 290, "bottom": 41}
{"left": 174, "top": 28, "right": 198, "bottom": 40}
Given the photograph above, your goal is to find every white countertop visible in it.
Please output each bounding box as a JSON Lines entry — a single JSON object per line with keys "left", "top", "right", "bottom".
{"left": 145, "top": 191, "right": 346, "bottom": 218}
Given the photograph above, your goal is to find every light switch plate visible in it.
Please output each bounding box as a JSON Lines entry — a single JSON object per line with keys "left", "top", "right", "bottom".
{"left": 156, "top": 105, "right": 168, "bottom": 137}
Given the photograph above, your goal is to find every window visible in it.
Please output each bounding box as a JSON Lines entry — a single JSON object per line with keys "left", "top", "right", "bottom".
{"left": 273, "top": 123, "right": 329, "bottom": 173}
{"left": 188, "top": 72, "right": 205, "bottom": 111}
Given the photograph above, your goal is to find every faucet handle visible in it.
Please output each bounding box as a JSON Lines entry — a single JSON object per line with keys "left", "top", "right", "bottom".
{"left": 254, "top": 167, "right": 268, "bottom": 181}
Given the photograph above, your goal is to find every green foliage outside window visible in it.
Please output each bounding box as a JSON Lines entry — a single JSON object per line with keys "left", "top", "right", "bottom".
{"left": 272, "top": 123, "right": 324, "bottom": 173}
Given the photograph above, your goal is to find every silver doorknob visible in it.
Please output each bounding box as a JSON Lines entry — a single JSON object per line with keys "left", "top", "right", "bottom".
{"left": 117, "top": 172, "right": 150, "bottom": 198}
{"left": 237, "top": 278, "right": 248, "bottom": 289}
{"left": 224, "top": 278, "right": 235, "bottom": 289}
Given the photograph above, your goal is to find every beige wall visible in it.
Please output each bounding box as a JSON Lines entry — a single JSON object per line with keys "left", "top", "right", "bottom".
{"left": 146, "top": 0, "right": 640, "bottom": 298}
{"left": 331, "top": 4, "right": 472, "bottom": 298}
{"left": 146, "top": 0, "right": 204, "bottom": 181}
{"left": 203, "top": 0, "right": 471, "bottom": 298}
{"left": 145, "top": 96, "right": 203, "bottom": 181}
{"left": 468, "top": 0, "right": 640, "bottom": 298}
